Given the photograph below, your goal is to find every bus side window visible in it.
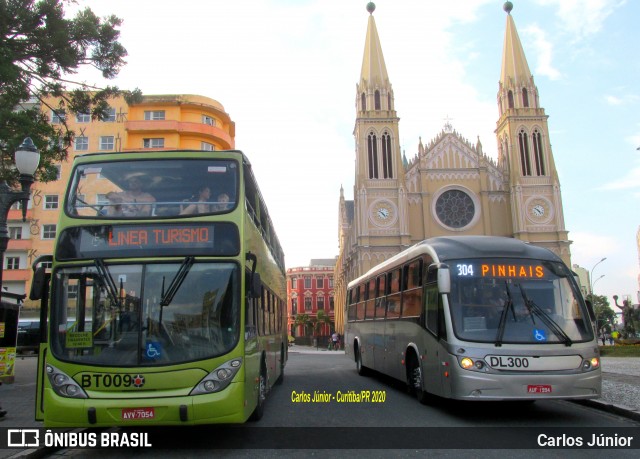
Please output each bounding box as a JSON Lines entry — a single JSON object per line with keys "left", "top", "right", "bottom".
{"left": 425, "top": 285, "right": 439, "bottom": 336}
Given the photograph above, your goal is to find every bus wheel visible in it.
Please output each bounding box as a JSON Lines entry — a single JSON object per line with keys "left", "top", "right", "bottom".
{"left": 249, "top": 363, "right": 267, "bottom": 421}
{"left": 275, "top": 345, "right": 285, "bottom": 385}
{"left": 407, "top": 354, "right": 428, "bottom": 404}
{"left": 355, "top": 345, "right": 369, "bottom": 376}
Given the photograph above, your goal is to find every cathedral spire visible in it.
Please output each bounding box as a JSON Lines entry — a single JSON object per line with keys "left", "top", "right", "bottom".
{"left": 500, "top": 2, "right": 533, "bottom": 88}
{"left": 359, "top": 3, "right": 390, "bottom": 91}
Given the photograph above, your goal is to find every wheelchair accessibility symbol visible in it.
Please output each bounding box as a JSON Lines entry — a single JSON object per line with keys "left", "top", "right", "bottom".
{"left": 533, "top": 329, "right": 547, "bottom": 342}
{"left": 146, "top": 342, "right": 162, "bottom": 359}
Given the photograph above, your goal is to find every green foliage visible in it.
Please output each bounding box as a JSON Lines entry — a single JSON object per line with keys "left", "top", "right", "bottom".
{"left": 588, "top": 294, "right": 617, "bottom": 334}
{"left": 599, "top": 344, "right": 640, "bottom": 357}
{"left": 0, "top": 0, "right": 141, "bottom": 183}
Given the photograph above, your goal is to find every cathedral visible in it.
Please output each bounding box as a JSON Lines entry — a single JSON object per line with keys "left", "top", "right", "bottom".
{"left": 335, "top": 2, "right": 571, "bottom": 331}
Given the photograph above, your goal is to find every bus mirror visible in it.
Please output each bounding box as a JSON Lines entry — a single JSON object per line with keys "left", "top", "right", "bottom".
{"left": 251, "top": 272, "right": 262, "bottom": 298}
{"left": 437, "top": 267, "right": 451, "bottom": 294}
{"left": 29, "top": 266, "right": 48, "bottom": 301}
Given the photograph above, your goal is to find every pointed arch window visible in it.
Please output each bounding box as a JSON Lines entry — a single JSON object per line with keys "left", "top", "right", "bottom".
{"left": 387, "top": 93, "right": 391, "bottom": 110}
{"left": 361, "top": 92, "right": 366, "bottom": 111}
{"left": 374, "top": 90, "right": 381, "bottom": 110}
{"left": 368, "top": 132, "right": 379, "bottom": 179}
{"left": 382, "top": 131, "right": 393, "bottom": 179}
{"left": 532, "top": 129, "right": 546, "bottom": 176}
{"left": 518, "top": 129, "right": 532, "bottom": 176}
{"left": 508, "top": 90, "right": 514, "bottom": 109}
{"left": 522, "top": 88, "right": 529, "bottom": 107}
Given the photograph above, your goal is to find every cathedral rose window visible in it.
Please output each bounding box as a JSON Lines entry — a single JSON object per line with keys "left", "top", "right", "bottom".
{"left": 435, "top": 189, "right": 475, "bottom": 229}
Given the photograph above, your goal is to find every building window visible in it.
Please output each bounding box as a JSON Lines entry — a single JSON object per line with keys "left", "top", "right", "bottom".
{"left": 76, "top": 112, "right": 90, "bottom": 123}
{"left": 361, "top": 92, "right": 366, "bottom": 111}
{"left": 329, "top": 277, "right": 334, "bottom": 288}
{"left": 374, "top": 90, "right": 381, "bottom": 110}
{"left": 291, "top": 277, "right": 297, "bottom": 289}
{"left": 368, "top": 132, "right": 378, "bottom": 179}
{"left": 329, "top": 296, "right": 334, "bottom": 311}
{"left": 99, "top": 136, "right": 114, "bottom": 150}
{"left": 42, "top": 224, "right": 57, "bottom": 240}
{"left": 201, "top": 142, "right": 214, "bottom": 151}
{"left": 382, "top": 131, "right": 393, "bottom": 179}
{"left": 202, "top": 115, "right": 215, "bottom": 126}
{"left": 522, "top": 88, "right": 529, "bottom": 108}
{"left": 67, "top": 285, "right": 79, "bottom": 299}
{"left": 508, "top": 90, "right": 514, "bottom": 109}
{"left": 44, "top": 195, "right": 59, "bottom": 209}
{"left": 317, "top": 296, "right": 325, "bottom": 310}
{"left": 518, "top": 129, "right": 532, "bottom": 176}
{"left": 304, "top": 277, "right": 311, "bottom": 289}
{"left": 9, "top": 227, "right": 22, "bottom": 239}
{"left": 104, "top": 107, "right": 116, "bottom": 122}
{"left": 291, "top": 298, "right": 297, "bottom": 314}
{"left": 532, "top": 129, "right": 546, "bottom": 176}
{"left": 144, "top": 110, "right": 165, "bottom": 120}
{"left": 304, "top": 297, "right": 312, "bottom": 311}
{"left": 143, "top": 138, "right": 164, "bottom": 149}
{"left": 75, "top": 136, "right": 88, "bottom": 151}
{"left": 435, "top": 189, "right": 476, "bottom": 229}
{"left": 316, "top": 277, "right": 324, "bottom": 289}
{"left": 51, "top": 110, "right": 65, "bottom": 123}
{"left": 6, "top": 257, "right": 20, "bottom": 270}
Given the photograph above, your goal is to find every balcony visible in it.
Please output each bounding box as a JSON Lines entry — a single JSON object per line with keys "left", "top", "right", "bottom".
{"left": 125, "top": 120, "right": 233, "bottom": 149}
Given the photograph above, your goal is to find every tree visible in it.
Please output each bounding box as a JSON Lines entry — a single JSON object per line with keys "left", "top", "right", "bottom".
{"left": 0, "top": 0, "right": 141, "bottom": 183}
{"left": 587, "top": 294, "right": 617, "bottom": 336}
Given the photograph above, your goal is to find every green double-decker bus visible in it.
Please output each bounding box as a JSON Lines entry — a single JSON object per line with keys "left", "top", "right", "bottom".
{"left": 31, "top": 150, "right": 286, "bottom": 426}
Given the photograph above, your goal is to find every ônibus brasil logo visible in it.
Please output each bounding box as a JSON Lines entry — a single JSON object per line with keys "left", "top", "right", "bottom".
{"left": 133, "top": 375, "right": 145, "bottom": 388}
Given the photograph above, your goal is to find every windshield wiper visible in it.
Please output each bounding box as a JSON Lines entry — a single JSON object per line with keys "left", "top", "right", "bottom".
{"left": 159, "top": 257, "right": 195, "bottom": 307}
{"left": 495, "top": 281, "right": 515, "bottom": 347}
{"left": 516, "top": 284, "right": 573, "bottom": 346}
{"left": 94, "top": 259, "right": 120, "bottom": 308}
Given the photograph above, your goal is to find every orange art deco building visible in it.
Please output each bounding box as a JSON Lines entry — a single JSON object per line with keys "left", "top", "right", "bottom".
{"left": 7, "top": 94, "right": 235, "bottom": 302}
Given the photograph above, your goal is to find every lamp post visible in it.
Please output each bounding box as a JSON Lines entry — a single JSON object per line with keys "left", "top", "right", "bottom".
{"left": 589, "top": 257, "right": 607, "bottom": 296}
{"left": 0, "top": 137, "right": 40, "bottom": 302}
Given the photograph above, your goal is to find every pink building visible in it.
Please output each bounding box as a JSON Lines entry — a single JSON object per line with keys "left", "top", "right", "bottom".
{"left": 287, "top": 259, "right": 336, "bottom": 340}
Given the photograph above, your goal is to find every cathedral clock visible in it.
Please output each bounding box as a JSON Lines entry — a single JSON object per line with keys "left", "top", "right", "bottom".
{"left": 526, "top": 197, "right": 553, "bottom": 223}
{"left": 370, "top": 200, "right": 397, "bottom": 226}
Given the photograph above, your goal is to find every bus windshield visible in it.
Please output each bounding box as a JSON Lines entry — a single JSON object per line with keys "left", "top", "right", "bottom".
{"left": 67, "top": 158, "right": 238, "bottom": 218}
{"left": 50, "top": 262, "right": 240, "bottom": 366}
{"left": 448, "top": 258, "right": 594, "bottom": 344}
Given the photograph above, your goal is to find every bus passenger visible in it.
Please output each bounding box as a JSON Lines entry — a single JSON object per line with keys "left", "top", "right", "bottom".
{"left": 106, "top": 174, "right": 155, "bottom": 217}
{"left": 180, "top": 186, "right": 212, "bottom": 215}
{"left": 213, "top": 193, "right": 231, "bottom": 211}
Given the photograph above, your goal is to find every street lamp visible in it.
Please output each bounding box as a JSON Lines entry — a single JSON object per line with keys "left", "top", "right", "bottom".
{"left": 589, "top": 257, "right": 607, "bottom": 296}
{"left": 593, "top": 274, "right": 605, "bottom": 291}
{"left": 0, "top": 137, "right": 40, "bottom": 302}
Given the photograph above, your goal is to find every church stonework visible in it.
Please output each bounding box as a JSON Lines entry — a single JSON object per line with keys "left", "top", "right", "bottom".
{"left": 334, "top": 3, "right": 571, "bottom": 332}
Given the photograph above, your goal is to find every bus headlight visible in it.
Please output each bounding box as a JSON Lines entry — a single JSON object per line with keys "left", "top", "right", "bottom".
{"left": 460, "top": 357, "right": 474, "bottom": 369}
{"left": 191, "top": 358, "right": 242, "bottom": 395}
{"left": 46, "top": 364, "right": 88, "bottom": 399}
{"left": 583, "top": 357, "right": 600, "bottom": 371}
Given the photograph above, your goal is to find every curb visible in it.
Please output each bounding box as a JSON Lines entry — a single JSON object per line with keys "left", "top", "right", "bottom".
{"left": 573, "top": 398, "right": 640, "bottom": 422}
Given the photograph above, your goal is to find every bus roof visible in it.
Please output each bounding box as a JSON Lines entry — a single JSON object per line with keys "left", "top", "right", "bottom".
{"left": 348, "top": 236, "right": 561, "bottom": 288}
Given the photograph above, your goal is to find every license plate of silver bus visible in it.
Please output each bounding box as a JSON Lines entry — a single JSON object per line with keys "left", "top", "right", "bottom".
{"left": 486, "top": 355, "right": 581, "bottom": 371}
{"left": 527, "top": 385, "right": 552, "bottom": 394}
{"left": 121, "top": 407, "right": 155, "bottom": 420}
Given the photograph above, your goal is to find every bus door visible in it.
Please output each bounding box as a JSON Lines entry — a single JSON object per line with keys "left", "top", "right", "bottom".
{"left": 29, "top": 260, "right": 50, "bottom": 421}
{"left": 372, "top": 275, "right": 386, "bottom": 369}
{"left": 422, "top": 281, "right": 444, "bottom": 397}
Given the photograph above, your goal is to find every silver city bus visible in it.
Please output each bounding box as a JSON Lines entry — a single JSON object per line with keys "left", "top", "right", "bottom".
{"left": 344, "top": 236, "right": 601, "bottom": 402}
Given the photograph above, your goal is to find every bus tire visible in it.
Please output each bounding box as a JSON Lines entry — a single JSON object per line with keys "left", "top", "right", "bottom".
{"left": 275, "top": 345, "right": 285, "bottom": 385}
{"left": 249, "top": 361, "right": 267, "bottom": 422}
{"left": 407, "top": 353, "right": 428, "bottom": 404}
{"left": 355, "top": 344, "right": 369, "bottom": 376}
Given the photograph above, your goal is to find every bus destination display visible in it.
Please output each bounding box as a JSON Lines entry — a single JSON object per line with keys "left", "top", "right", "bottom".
{"left": 56, "top": 223, "right": 239, "bottom": 260}
{"left": 454, "top": 262, "right": 545, "bottom": 279}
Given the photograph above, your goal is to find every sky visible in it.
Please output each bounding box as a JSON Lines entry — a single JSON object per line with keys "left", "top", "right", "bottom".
{"left": 64, "top": 0, "right": 639, "bottom": 306}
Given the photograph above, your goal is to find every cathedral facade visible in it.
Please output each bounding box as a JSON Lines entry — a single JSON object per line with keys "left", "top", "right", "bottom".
{"left": 334, "top": 2, "right": 571, "bottom": 331}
